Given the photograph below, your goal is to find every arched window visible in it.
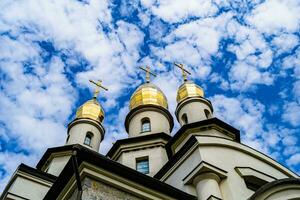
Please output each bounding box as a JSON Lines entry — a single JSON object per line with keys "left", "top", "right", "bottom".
{"left": 84, "top": 132, "right": 93, "bottom": 146}
{"left": 204, "top": 109, "right": 212, "bottom": 119}
{"left": 141, "top": 118, "right": 151, "bottom": 133}
{"left": 181, "top": 113, "right": 188, "bottom": 125}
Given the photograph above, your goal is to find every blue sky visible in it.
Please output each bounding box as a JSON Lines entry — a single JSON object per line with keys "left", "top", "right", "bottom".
{"left": 0, "top": 0, "right": 300, "bottom": 190}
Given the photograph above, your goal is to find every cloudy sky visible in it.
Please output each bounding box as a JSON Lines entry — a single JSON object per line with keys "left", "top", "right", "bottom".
{"left": 0, "top": 0, "right": 300, "bottom": 190}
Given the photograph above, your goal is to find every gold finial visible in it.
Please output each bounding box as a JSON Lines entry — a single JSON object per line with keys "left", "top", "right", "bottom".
{"left": 174, "top": 63, "right": 191, "bottom": 82}
{"left": 89, "top": 79, "right": 108, "bottom": 99}
{"left": 139, "top": 66, "right": 157, "bottom": 83}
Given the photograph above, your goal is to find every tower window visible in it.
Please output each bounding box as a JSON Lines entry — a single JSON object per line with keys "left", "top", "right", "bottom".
{"left": 182, "top": 113, "right": 188, "bottom": 125}
{"left": 204, "top": 109, "right": 212, "bottom": 119}
{"left": 84, "top": 132, "right": 93, "bottom": 146}
{"left": 141, "top": 118, "right": 151, "bottom": 133}
{"left": 136, "top": 157, "right": 149, "bottom": 174}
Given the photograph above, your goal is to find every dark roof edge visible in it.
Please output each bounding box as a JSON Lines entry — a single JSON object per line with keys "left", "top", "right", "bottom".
{"left": 165, "top": 118, "right": 240, "bottom": 157}
{"left": 19, "top": 163, "right": 57, "bottom": 183}
{"left": 44, "top": 144, "right": 196, "bottom": 200}
{"left": 36, "top": 144, "right": 76, "bottom": 170}
{"left": 0, "top": 163, "right": 57, "bottom": 200}
{"left": 155, "top": 136, "right": 198, "bottom": 179}
{"left": 249, "top": 178, "right": 300, "bottom": 200}
{"left": 107, "top": 132, "right": 171, "bottom": 158}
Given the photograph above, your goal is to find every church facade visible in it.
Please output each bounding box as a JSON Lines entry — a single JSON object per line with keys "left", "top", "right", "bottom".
{"left": 1, "top": 65, "right": 300, "bottom": 200}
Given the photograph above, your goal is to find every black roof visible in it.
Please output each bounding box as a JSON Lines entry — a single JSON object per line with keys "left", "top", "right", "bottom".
{"left": 0, "top": 163, "right": 57, "bottom": 200}
{"left": 19, "top": 163, "right": 57, "bottom": 183}
{"left": 106, "top": 132, "right": 171, "bottom": 158}
{"left": 155, "top": 136, "right": 198, "bottom": 179}
{"left": 249, "top": 178, "right": 300, "bottom": 200}
{"left": 165, "top": 117, "right": 240, "bottom": 158}
{"left": 36, "top": 144, "right": 74, "bottom": 170}
{"left": 43, "top": 144, "right": 196, "bottom": 200}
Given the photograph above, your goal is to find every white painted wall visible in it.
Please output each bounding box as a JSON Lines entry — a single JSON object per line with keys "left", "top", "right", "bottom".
{"left": 128, "top": 111, "right": 171, "bottom": 137}
{"left": 67, "top": 119, "right": 103, "bottom": 152}
{"left": 117, "top": 146, "right": 168, "bottom": 177}
{"left": 46, "top": 155, "right": 71, "bottom": 176}
{"left": 177, "top": 100, "right": 213, "bottom": 126}
{"left": 163, "top": 136, "right": 298, "bottom": 200}
{"left": 8, "top": 176, "right": 51, "bottom": 200}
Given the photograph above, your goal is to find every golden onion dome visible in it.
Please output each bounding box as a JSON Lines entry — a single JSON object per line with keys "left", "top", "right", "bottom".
{"left": 129, "top": 83, "right": 168, "bottom": 110}
{"left": 177, "top": 81, "right": 204, "bottom": 103}
{"left": 76, "top": 98, "right": 104, "bottom": 123}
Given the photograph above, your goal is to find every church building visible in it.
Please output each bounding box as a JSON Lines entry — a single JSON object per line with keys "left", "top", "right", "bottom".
{"left": 1, "top": 64, "right": 300, "bottom": 200}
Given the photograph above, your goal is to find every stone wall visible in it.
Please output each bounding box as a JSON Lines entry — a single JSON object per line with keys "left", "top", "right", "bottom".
{"left": 69, "top": 177, "right": 143, "bottom": 200}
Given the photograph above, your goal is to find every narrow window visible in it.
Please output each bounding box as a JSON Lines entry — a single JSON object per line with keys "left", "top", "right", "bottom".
{"left": 204, "top": 109, "right": 211, "bottom": 119}
{"left": 182, "top": 113, "right": 188, "bottom": 125}
{"left": 141, "top": 118, "right": 151, "bottom": 133}
{"left": 136, "top": 157, "right": 149, "bottom": 174}
{"left": 84, "top": 132, "right": 93, "bottom": 146}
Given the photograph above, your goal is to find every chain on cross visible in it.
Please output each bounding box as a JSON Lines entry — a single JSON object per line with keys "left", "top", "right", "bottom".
{"left": 89, "top": 79, "right": 108, "bottom": 99}
{"left": 139, "top": 66, "right": 157, "bottom": 83}
{"left": 174, "top": 63, "right": 191, "bottom": 82}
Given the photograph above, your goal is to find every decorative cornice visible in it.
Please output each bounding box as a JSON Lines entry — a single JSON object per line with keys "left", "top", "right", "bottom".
{"left": 107, "top": 132, "right": 171, "bottom": 159}
{"left": 165, "top": 118, "right": 240, "bottom": 158}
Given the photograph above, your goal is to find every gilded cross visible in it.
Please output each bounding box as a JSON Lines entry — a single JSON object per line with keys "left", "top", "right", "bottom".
{"left": 139, "top": 66, "right": 157, "bottom": 83}
{"left": 89, "top": 79, "right": 108, "bottom": 99}
{"left": 174, "top": 63, "right": 191, "bottom": 82}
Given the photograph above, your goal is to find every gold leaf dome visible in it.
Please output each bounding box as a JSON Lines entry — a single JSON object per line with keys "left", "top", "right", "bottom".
{"left": 177, "top": 81, "right": 204, "bottom": 103}
{"left": 129, "top": 83, "right": 168, "bottom": 110}
{"left": 76, "top": 98, "right": 104, "bottom": 123}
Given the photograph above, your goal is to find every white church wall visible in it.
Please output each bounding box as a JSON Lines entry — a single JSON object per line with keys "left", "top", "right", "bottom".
{"left": 117, "top": 146, "right": 168, "bottom": 176}
{"left": 68, "top": 122, "right": 102, "bottom": 151}
{"left": 163, "top": 147, "right": 201, "bottom": 196}
{"left": 8, "top": 175, "right": 51, "bottom": 200}
{"left": 46, "top": 155, "right": 71, "bottom": 176}
{"left": 198, "top": 143, "right": 296, "bottom": 199}
{"left": 162, "top": 136, "right": 298, "bottom": 200}
{"left": 252, "top": 183, "right": 300, "bottom": 200}
{"left": 174, "top": 128, "right": 234, "bottom": 154}
{"left": 177, "top": 100, "right": 212, "bottom": 126}
{"left": 128, "top": 111, "right": 170, "bottom": 137}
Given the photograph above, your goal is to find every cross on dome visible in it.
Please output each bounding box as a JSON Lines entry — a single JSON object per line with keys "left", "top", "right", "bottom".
{"left": 139, "top": 66, "right": 157, "bottom": 83}
{"left": 89, "top": 79, "right": 108, "bottom": 99}
{"left": 174, "top": 63, "right": 191, "bottom": 82}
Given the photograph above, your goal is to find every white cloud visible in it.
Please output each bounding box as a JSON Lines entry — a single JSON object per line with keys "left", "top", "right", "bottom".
{"left": 211, "top": 95, "right": 265, "bottom": 141}
{"left": 141, "top": 0, "right": 218, "bottom": 23}
{"left": 287, "top": 153, "right": 300, "bottom": 166}
{"left": 211, "top": 94, "right": 300, "bottom": 166}
{"left": 0, "top": 0, "right": 300, "bottom": 192}
{"left": 0, "top": 0, "right": 146, "bottom": 191}
{"left": 293, "top": 81, "right": 300, "bottom": 101}
{"left": 247, "top": 0, "right": 300, "bottom": 34}
{"left": 271, "top": 33, "right": 299, "bottom": 54}
{"left": 282, "top": 102, "right": 300, "bottom": 127}
{"left": 229, "top": 63, "right": 273, "bottom": 90}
